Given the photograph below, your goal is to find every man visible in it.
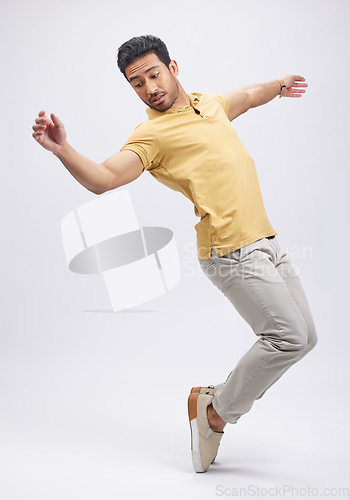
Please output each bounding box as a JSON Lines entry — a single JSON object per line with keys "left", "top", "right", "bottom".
{"left": 32, "top": 35, "right": 317, "bottom": 473}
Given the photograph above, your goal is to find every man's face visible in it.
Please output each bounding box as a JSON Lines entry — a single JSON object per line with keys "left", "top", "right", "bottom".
{"left": 125, "top": 52, "right": 180, "bottom": 111}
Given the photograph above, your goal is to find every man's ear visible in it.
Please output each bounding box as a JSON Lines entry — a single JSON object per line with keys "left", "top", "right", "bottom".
{"left": 169, "top": 60, "right": 179, "bottom": 76}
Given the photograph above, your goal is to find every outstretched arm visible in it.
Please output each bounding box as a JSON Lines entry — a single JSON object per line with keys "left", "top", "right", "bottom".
{"left": 32, "top": 111, "right": 144, "bottom": 194}
{"left": 224, "top": 75, "right": 308, "bottom": 121}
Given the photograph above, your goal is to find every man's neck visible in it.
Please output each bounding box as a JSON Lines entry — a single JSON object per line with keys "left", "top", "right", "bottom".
{"left": 170, "top": 83, "right": 190, "bottom": 110}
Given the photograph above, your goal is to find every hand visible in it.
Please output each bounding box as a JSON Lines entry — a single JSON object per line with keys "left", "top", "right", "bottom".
{"left": 32, "top": 110, "right": 67, "bottom": 154}
{"left": 280, "top": 75, "right": 308, "bottom": 98}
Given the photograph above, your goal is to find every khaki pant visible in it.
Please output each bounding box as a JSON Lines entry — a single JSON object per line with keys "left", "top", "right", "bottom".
{"left": 199, "top": 236, "right": 317, "bottom": 424}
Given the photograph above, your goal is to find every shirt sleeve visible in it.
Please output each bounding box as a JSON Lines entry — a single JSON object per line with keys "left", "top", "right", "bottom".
{"left": 120, "top": 121, "right": 159, "bottom": 172}
{"left": 216, "top": 94, "right": 230, "bottom": 117}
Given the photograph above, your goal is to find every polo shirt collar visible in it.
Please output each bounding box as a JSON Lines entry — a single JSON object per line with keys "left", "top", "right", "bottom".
{"left": 146, "top": 93, "right": 201, "bottom": 119}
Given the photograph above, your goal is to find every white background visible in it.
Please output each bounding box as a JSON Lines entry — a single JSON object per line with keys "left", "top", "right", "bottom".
{"left": 1, "top": 0, "right": 349, "bottom": 498}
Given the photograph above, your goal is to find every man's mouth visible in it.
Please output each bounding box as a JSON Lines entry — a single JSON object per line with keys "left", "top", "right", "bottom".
{"left": 151, "top": 93, "right": 165, "bottom": 105}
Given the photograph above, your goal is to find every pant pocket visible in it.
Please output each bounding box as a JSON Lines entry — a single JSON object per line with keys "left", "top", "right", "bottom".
{"left": 203, "top": 261, "right": 216, "bottom": 272}
{"left": 199, "top": 258, "right": 215, "bottom": 271}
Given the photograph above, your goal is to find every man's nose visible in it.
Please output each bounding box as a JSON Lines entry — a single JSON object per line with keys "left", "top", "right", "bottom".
{"left": 146, "top": 81, "right": 158, "bottom": 95}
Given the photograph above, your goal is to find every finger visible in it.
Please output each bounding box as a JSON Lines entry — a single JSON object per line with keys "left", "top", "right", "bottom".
{"left": 50, "top": 113, "right": 63, "bottom": 127}
{"left": 285, "top": 89, "right": 305, "bottom": 98}
{"left": 285, "top": 89, "right": 306, "bottom": 97}
{"left": 35, "top": 116, "right": 50, "bottom": 125}
{"left": 32, "top": 123, "right": 46, "bottom": 131}
{"left": 290, "top": 82, "right": 308, "bottom": 88}
{"left": 37, "top": 111, "right": 51, "bottom": 126}
{"left": 32, "top": 131, "right": 43, "bottom": 141}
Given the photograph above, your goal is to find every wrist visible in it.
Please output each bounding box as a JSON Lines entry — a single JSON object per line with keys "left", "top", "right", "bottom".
{"left": 276, "top": 79, "right": 287, "bottom": 98}
{"left": 53, "top": 140, "right": 69, "bottom": 157}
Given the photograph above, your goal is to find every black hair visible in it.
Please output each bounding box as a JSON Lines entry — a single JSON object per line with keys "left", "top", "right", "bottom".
{"left": 117, "top": 35, "right": 171, "bottom": 79}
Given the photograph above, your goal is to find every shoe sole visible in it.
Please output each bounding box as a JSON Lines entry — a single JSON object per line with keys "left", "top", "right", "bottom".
{"left": 188, "top": 391, "right": 205, "bottom": 473}
{"left": 188, "top": 385, "right": 216, "bottom": 472}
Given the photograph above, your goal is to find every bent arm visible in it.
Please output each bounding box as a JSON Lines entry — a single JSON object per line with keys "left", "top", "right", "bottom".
{"left": 32, "top": 110, "right": 144, "bottom": 194}
{"left": 55, "top": 143, "right": 144, "bottom": 194}
{"left": 224, "top": 75, "right": 307, "bottom": 121}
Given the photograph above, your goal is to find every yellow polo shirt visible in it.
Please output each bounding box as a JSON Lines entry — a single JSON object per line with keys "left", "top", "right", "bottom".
{"left": 121, "top": 92, "right": 277, "bottom": 260}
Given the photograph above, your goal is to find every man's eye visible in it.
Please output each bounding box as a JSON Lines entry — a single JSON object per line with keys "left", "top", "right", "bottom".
{"left": 152, "top": 73, "right": 159, "bottom": 78}
{"left": 135, "top": 83, "right": 142, "bottom": 88}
